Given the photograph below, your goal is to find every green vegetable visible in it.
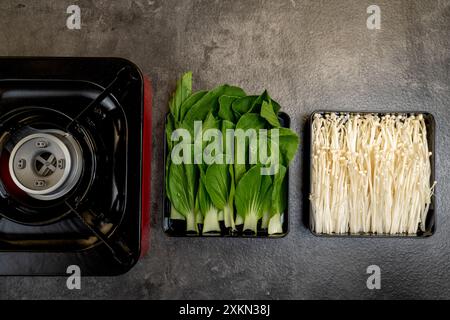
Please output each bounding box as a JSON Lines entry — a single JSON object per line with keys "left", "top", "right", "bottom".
{"left": 169, "top": 71, "right": 192, "bottom": 123}
{"left": 218, "top": 95, "right": 239, "bottom": 122}
{"left": 235, "top": 165, "right": 272, "bottom": 233}
{"left": 195, "top": 111, "right": 220, "bottom": 171}
{"left": 205, "top": 163, "right": 236, "bottom": 231}
{"left": 268, "top": 165, "right": 287, "bottom": 234}
{"left": 231, "top": 96, "right": 257, "bottom": 116}
{"left": 198, "top": 170, "right": 220, "bottom": 233}
{"left": 271, "top": 127, "right": 299, "bottom": 167}
{"left": 183, "top": 85, "right": 245, "bottom": 133}
{"left": 250, "top": 90, "right": 277, "bottom": 113}
{"left": 165, "top": 72, "right": 299, "bottom": 236}
{"left": 168, "top": 160, "right": 197, "bottom": 231}
{"left": 222, "top": 120, "right": 235, "bottom": 164}
{"left": 234, "top": 113, "right": 266, "bottom": 184}
{"left": 166, "top": 72, "right": 199, "bottom": 230}
{"left": 261, "top": 100, "right": 281, "bottom": 127}
{"left": 180, "top": 90, "right": 208, "bottom": 122}
{"left": 260, "top": 187, "right": 272, "bottom": 230}
{"left": 165, "top": 113, "right": 175, "bottom": 151}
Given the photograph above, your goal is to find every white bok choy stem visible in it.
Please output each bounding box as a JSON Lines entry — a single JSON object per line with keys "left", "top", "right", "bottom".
{"left": 168, "top": 161, "right": 198, "bottom": 233}
{"left": 235, "top": 214, "right": 244, "bottom": 226}
{"left": 268, "top": 165, "right": 287, "bottom": 235}
{"left": 243, "top": 203, "right": 259, "bottom": 234}
{"left": 268, "top": 213, "right": 283, "bottom": 235}
{"left": 170, "top": 205, "right": 185, "bottom": 220}
{"left": 235, "top": 165, "right": 272, "bottom": 234}
{"left": 185, "top": 210, "right": 198, "bottom": 233}
{"left": 198, "top": 170, "right": 221, "bottom": 233}
{"left": 223, "top": 204, "right": 236, "bottom": 231}
{"left": 202, "top": 207, "right": 220, "bottom": 233}
{"left": 261, "top": 211, "right": 270, "bottom": 230}
{"left": 205, "top": 164, "right": 237, "bottom": 232}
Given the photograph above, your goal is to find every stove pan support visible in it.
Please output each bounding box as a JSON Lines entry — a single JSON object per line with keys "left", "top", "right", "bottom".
{"left": 63, "top": 66, "right": 142, "bottom": 267}
{"left": 66, "top": 66, "right": 140, "bottom": 132}
{"left": 65, "top": 202, "right": 134, "bottom": 266}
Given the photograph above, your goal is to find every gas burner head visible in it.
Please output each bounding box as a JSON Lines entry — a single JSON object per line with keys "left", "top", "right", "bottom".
{"left": 0, "top": 106, "right": 97, "bottom": 225}
{"left": 0, "top": 57, "right": 152, "bottom": 276}
{"left": 9, "top": 130, "right": 83, "bottom": 201}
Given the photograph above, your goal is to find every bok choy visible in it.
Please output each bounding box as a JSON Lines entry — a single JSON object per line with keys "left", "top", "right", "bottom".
{"left": 165, "top": 72, "right": 299, "bottom": 236}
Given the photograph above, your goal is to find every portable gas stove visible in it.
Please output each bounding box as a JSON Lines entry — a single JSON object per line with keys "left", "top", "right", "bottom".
{"left": 0, "top": 57, "right": 152, "bottom": 275}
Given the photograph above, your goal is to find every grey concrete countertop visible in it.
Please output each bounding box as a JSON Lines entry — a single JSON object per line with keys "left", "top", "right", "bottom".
{"left": 0, "top": 0, "right": 449, "bottom": 299}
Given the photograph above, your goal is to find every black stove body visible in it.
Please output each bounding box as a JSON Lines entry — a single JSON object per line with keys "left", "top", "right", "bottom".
{"left": 0, "top": 57, "right": 151, "bottom": 276}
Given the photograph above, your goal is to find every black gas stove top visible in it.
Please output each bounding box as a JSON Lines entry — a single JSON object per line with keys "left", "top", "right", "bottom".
{"left": 0, "top": 57, "right": 151, "bottom": 275}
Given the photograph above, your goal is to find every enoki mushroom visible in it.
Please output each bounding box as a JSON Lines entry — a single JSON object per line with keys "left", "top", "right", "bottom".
{"left": 310, "top": 113, "right": 436, "bottom": 235}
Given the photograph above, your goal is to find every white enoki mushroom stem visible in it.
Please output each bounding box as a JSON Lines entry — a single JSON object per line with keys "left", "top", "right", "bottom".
{"left": 310, "top": 113, "right": 436, "bottom": 235}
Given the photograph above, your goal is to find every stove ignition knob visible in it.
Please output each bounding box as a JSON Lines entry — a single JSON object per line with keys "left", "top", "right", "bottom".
{"left": 17, "top": 159, "right": 26, "bottom": 169}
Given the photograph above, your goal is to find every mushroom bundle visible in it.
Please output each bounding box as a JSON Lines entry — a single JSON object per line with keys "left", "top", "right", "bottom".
{"left": 310, "top": 113, "right": 435, "bottom": 235}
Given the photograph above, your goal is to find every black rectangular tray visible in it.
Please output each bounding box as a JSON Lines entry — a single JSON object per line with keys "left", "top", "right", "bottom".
{"left": 163, "top": 112, "right": 291, "bottom": 238}
{"left": 307, "top": 111, "right": 436, "bottom": 238}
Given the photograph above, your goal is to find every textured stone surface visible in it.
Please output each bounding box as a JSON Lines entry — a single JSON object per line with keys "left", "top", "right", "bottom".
{"left": 0, "top": 0, "right": 449, "bottom": 299}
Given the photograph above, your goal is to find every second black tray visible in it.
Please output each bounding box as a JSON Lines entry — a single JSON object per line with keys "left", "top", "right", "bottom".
{"left": 307, "top": 111, "right": 436, "bottom": 238}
